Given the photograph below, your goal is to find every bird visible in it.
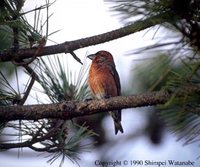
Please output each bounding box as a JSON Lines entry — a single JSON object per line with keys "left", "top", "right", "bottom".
{"left": 87, "top": 50, "right": 124, "bottom": 135}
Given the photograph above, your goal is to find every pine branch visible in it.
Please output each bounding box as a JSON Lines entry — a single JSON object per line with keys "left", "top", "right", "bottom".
{"left": 0, "top": 12, "right": 174, "bottom": 62}
{"left": 0, "top": 84, "right": 199, "bottom": 122}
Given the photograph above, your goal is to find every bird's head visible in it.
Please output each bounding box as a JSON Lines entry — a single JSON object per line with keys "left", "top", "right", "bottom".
{"left": 87, "top": 50, "right": 114, "bottom": 64}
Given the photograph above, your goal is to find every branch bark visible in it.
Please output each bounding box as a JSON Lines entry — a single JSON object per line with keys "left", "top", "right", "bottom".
{"left": 0, "top": 84, "right": 199, "bottom": 122}
{"left": 0, "top": 12, "right": 174, "bottom": 62}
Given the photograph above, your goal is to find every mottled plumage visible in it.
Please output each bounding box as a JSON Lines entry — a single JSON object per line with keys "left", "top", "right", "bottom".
{"left": 87, "top": 50, "right": 123, "bottom": 135}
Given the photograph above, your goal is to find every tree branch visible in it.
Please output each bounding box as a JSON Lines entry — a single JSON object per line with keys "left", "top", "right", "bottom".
{"left": 0, "top": 84, "right": 199, "bottom": 122}
{"left": 0, "top": 127, "right": 58, "bottom": 150}
{"left": 0, "top": 12, "right": 174, "bottom": 62}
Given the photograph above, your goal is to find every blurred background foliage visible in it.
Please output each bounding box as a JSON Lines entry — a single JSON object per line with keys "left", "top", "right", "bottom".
{"left": 0, "top": 0, "right": 200, "bottom": 166}
{"left": 106, "top": 0, "right": 200, "bottom": 148}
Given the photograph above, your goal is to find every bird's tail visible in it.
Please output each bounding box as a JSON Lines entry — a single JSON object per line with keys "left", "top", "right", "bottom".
{"left": 109, "top": 110, "right": 124, "bottom": 135}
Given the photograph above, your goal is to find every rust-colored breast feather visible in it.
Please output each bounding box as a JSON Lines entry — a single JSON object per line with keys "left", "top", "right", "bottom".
{"left": 88, "top": 63, "right": 118, "bottom": 99}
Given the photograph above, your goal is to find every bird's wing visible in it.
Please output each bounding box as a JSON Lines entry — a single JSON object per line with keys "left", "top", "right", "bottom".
{"left": 108, "top": 64, "right": 121, "bottom": 96}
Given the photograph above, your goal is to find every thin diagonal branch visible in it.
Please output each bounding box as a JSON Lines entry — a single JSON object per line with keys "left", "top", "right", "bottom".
{"left": 0, "top": 12, "right": 174, "bottom": 62}
{"left": 0, "top": 127, "right": 58, "bottom": 150}
{"left": 18, "top": 66, "right": 36, "bottom": 105}
{"left": 0, "top": 84, "right": 199, "bottom": 122}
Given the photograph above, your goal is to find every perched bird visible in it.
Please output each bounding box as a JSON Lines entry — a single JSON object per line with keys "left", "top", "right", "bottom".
{"left": 87, "top": 50, "right": 124, "bottom": 135}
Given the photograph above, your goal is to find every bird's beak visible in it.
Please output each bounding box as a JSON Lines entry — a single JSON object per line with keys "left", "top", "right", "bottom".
{"left": 87, "top": 54, "right": 96, "bottom": 60}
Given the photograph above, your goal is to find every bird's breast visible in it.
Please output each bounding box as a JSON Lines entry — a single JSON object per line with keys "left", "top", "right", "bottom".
{"left": 88, "top": 65, "right": 118, "bottom": 98}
